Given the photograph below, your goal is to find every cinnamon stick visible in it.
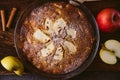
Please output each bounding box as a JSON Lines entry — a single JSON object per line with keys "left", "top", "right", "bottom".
{"left": 6, "top": 8, "right": 17, "bottom": 28}
{"left": 0, "top": 10, "right": 6, "bottom": 31}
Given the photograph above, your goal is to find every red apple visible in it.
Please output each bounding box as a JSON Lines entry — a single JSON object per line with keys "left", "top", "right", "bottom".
{"left": 96, "top": 8, "right": 120, "bottom": 33}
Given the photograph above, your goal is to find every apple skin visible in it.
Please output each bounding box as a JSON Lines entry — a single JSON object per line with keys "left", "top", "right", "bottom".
{"left": 96, "top": 8, "right": 120, "bottom": 33}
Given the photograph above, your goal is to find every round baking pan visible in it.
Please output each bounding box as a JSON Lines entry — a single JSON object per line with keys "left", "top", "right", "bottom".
{"left": 14, "top": 0, "right": 100, "bottom": 79}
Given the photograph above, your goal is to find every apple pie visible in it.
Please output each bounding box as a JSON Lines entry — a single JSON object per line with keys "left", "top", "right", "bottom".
{"left": 20, "top": 2, "right": 94, "bottom": 74}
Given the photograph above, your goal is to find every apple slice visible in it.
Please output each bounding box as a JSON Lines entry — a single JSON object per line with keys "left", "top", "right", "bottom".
{"left": 44, "top": 18, "right": 53, "bottom": 34}
{"left": 64, "top": 40, "right": 77, "bottom": 54}
{"left": 99, "top": 49, "right": 117, "bottom": 65}
{"left": 53, "top": 45, "right": 64, "bottom": 61}
{"left": 41, "top": 42, "right": 55, "bottom": 57}
{"left": 53, "top": 18, "right": 67, "bottom": 35}
{"left": 1, "top": 56, "right": 24, "bottom": 76}
{"left": 67, "top": 28, "right": 76, "bottom": 39}
{"left": 33, "top": 29, "right": 50, "bottom": 43}
{"left": 104, "top": 39, "right": 120, "bottom": 58}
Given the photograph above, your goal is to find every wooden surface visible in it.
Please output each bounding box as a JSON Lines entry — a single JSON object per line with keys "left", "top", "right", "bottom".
{"left": 0, "top": 0, "right": 120, "bottom": 80}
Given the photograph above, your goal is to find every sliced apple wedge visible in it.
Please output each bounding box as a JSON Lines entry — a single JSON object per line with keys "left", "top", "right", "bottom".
{"left": 104, "top": 39, "right": 120, "bottom": 58}
{"left": 53, "top": 45, "right": 64, "bottom": 61}
{"left": 1, "top": 56, "right": 24, "bottom": 76}
{"left": 53, "top": 18, "right": 67, "bottom": 35}
{"left": 41, "top": 42, "right": 55, "bottom": 57}
{"left": 44, "top": 18, "right": 53, "bottom": 34}
{"left": 33, "top": 29, "right": 50, "bottom": 43}
{"left": 67, "top": 28, "right": 76, "bottom": 39}
{"left": 99, "top": 49, "right": 117, "bottom": 65}
{"left": 64, "top": 40, "right": 77, "bottom": 54}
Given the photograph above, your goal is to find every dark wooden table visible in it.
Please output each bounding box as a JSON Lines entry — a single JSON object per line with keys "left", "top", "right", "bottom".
{"left": 0, "top": 0, "right": 120, "bottom": 80}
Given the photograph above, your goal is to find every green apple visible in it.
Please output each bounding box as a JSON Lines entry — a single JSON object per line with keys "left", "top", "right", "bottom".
{"left": 1, "top": 56, "right": 24, "bottom": 76}
{"left": 104, "top": 40, "right": 120, "bottom": 58}
{"left": 99, "top": 39, "right": 120, "bottom": 65}
{"left": 99, "top": 49, "right": 117, "bottom": 64}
